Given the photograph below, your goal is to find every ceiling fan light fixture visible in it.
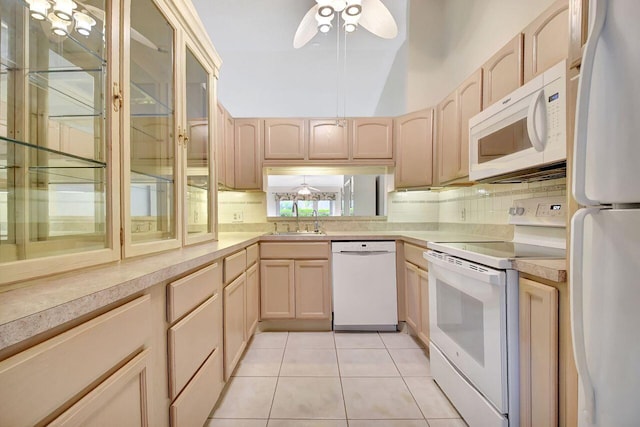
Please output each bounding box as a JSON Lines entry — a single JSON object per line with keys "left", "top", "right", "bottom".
{"left": 73, "top": 11, "right": 96, "bottom": 36}
{"left": 26, "top": 0, "right": 50, "bottom": 20}
{"left": 48, "top": 12, "right": 70, "bottom": 36}
{"left": 316, "top": 0, "right": 334, "bottom": 17}
{"left": 52, "top": 0, "right": 77, "bottom": 22}
{"left": 316, "top": 14, "right": 333, "bottom": 33}
{"left": 331, "top": 0, "right": 347, "bottom": 12}
{"left": 342, "top": 11, "right": 360, "bottom": 32}
{"left": 345, "top": 0, "right": 362, "bottom": 16}
{"left": 298, "top": 186, "right": 312, "bottom": 196}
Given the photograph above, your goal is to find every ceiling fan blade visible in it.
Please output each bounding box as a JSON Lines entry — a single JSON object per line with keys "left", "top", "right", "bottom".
{"left": 359, "top": 0, "right": 398, "bottom": 39}
{"left": 293, "top": 4, "right": 319, "bottom": 48}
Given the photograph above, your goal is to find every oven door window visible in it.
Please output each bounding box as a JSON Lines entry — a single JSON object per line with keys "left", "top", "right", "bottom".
{"left": 436, "top": 279, "right": 485, "bottom": 365}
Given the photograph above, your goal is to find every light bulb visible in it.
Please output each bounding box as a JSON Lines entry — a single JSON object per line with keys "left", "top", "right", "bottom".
{"left": 316, "top": 13, "right": 333, "bottom": 33}
{"left": 331, "top": 0, "right": 347, "bottom": 12}
{"left": 26, "top": 0, "right": 50, "bottom": 20}
{"left": 48, "top": 13, "right": 70, "bottom": 36}
{"left": 344, "top": 22, "right": 357, "bottom": 32}
{"left": 73, "top": 11, "right": 96, "bottom": 36}
{"left": 345, "top": 0, "right": 362, "bottom": 16}
{"left": 342, "top": 10, "right": 360, "bottom": 32}
{"left": 52, "top": 0, "right": 77, "bottom": 22}
{"left": 317, "top": 0, "right": 334, "bottom": 17}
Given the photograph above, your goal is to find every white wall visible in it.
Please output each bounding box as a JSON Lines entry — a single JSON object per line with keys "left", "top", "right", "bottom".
{"left": 406, "top": 0, "right": 556, "bottom": 110}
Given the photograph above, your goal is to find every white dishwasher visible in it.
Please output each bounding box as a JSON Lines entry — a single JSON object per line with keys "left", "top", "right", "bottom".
{"left": 332, "top": 241, "right": 398, "bottom": 331}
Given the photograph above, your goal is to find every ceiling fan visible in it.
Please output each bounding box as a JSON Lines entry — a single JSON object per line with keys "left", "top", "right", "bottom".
{"left": 293, "top": 0, "right": 398, "bottom": 48}
{"left": 292, "top": 176, "right": 321, "bottom": 195}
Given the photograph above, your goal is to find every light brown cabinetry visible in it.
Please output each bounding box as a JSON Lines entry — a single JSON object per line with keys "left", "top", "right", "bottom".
{"left": 394, "top": 109, "right": 435, "bottom": 189}
{"left": 569, "top": 0, "right": 589, "bottom": 69}
{"left": 264, "top": 119, "right": 306, "bottom": 160}
{"left": 308, "top": 119, "right": 350, "bottom": 160}
{"left": 216, "top": 103, "right": 235, "bottom": 188}
{"left": 166, "top": 262, "right": 224, "bottom": 426}
{"left": 0, "top": 296, "right": 152, "bottom": 427}
{"left": 482, "top": 34, "right": 524, "bottom": 108}
{"left": 403, "top": 243, "right": 430, "bottom": 348}
{"left": 436, "top": 69, "right": 482, "bottom": 184}
{"left": 352, "top": 118, "right": 394, "bottom": 159}
{"left": 523, "top": 0, "right": 570, "bottom": 83}
{"left": 234, "top": 119, "right": 263, "bottom": 190}
{"left": 223, "top": 272, "right": 246, "bottom": 380}
{"left": 245, "top": 254, "right": 260, "bottom": 338}
{"left": 519, "top": 277, "right": 559, "bottom": 427}
{"left": 260, "top": 242, "right": 331, "bottom": 320}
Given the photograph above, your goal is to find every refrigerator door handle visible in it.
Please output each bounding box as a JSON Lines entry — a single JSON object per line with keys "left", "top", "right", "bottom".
{"left": 572, "top": 0, "right": 607, "bottom": 206}
{"left": 570, "top": 207, "right": 599, "bottom": 423}
{"left": 526, "top": 89, "right": 547, "bottom": 152}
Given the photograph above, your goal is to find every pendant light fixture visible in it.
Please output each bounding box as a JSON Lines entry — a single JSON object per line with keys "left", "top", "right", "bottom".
{"left": 52, "top": 0, "right": 77, "bottom": 22}
{"left": 26, "top": 0, "right": 50, "bottom": 20}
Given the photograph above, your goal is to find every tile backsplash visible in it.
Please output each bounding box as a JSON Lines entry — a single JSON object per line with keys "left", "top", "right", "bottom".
{"left": 218, "top": 178, "right": 567, "bottom": 230}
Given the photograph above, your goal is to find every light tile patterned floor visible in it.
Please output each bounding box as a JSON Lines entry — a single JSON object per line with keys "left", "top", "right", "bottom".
{"left": 207, "top": 331, "right": 467, "bottom": 427}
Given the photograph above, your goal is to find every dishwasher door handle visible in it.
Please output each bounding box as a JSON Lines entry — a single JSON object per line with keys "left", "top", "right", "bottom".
{"left": 337, "top": 251, "right": 392, "bottom": 255}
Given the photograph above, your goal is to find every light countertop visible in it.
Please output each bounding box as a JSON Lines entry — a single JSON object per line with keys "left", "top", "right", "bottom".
{"left": 0, "top": 230, "right": 561, "bottom": 351}
{"left": 512, "top": 258, "right": 568, "bottom": 283}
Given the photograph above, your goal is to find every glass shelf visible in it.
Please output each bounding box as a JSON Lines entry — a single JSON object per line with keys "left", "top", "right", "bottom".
{"left": 130, "top": 81, "right": 174, "bottom": 116}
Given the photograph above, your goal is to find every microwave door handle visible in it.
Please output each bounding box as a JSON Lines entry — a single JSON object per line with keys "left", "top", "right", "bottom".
{"left": 572, "top": 0, "right": 607, "bottom": 207}
{"left": 526, "top": 89, "right": 547, "bottom": 152}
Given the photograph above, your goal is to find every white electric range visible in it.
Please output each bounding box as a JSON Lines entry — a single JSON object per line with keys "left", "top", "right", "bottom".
{"left": 424, "top": 196, "right": 567, "bottom": 427}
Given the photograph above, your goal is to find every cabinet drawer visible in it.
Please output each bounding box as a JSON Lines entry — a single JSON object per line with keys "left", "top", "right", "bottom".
{"left": 260, "top": 242, "right": 330, "bottom": 259}
{"left": 170, "top": 348, "right": 224, "bottom": 427}
{"left": 168, "top": 294, "right": 221, "bottom": 399}
{"left": 167, "top": 262, "right": 222, "bottom": 323}
{"left": 404, "top": 243, "right": 428, "bottom": 270}
{"left": 49, "top": 349, "right": 150, "bottom": 427}
{"left": 0, "top": 295, "right": 151, "bottom": 427}
{"left": 224, "top": 249, "right": 247, "bottom": 284}
{"left": 246, "top": 243, "right": 259, "bottom": 267}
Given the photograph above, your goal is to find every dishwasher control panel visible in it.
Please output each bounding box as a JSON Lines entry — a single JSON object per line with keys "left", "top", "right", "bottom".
{"left": 331, "top": 241, "right": 396, "bottom": 253}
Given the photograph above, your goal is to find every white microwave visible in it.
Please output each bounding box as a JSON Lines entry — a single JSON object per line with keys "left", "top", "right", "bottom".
{"left": 469, "top": 60, "right": 567, "bottom": 182}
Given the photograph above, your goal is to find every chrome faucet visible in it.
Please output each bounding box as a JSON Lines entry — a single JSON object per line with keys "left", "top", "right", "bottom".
{"left": 313, "top": 209, "right": 320, "bottom": 233}
{"left": 292, "top": 201, "right": 299, "bottom": 232}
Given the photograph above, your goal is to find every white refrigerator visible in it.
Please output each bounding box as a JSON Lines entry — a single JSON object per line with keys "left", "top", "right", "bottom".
{"left": 571, "top": 0, "right": 640, "bottom": 426}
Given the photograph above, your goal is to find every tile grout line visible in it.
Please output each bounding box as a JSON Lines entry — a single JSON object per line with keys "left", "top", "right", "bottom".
{"left": 333, "top": 331, "right": 350, "bottom": 427}
{"left": 266, "top": 331, "right": 289, "bottom": 423}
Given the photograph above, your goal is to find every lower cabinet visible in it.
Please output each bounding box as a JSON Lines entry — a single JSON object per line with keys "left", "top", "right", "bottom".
{"left": 519, "top": 277, "right": 559, "bottom": 427}
{"left": 404, "top": 261, "right": 430, "bottom": 347}
{"left": 224, "top": 272, "right": 247, "bottom": 380}
{"left": 246, "top": 262, "right": 260, "bottom": 337}
{"left": 260, "top": 242, "right": 331, "bottom": 320}
{"left": 0, "top": 295, "right": 152, "bottom": 427}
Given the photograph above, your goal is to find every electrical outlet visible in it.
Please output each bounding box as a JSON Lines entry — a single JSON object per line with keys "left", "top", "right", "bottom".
{"left": 232, "top": 211, "right": 244, "bottom": 223}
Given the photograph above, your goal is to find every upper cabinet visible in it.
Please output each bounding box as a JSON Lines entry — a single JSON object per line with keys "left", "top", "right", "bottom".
{"left": 264, "top": 119, "right": 306, "bottom": 160}
{"left": 482, "top": 34, "right": 523, "bottom": 108}
{"left": 308, "top": 119, "right": 349, "bottom": 160}
{"left": 394, "top": 109, "right": 434, "bottom": 189}
{"left": 523, "top": 0, "right": 570, "bottom": 83}
{"left": 352, "top": 118, "right": 393, "bottom": 159}
{"left": 0, "top": 0, "right": 221, "bottom": 283}
{"left": 234, "top": 119, "right": 262, "bottom": 190}
{"left": 568, "top": 0, "right": 589, "bottom": 69}
{"left": 436, "top": 69, "right": 483, "bottom": 184}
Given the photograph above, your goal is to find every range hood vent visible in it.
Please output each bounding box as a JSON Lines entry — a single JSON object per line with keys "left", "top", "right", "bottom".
{"left": 477, "top": 161, "right": 566, "bottom": 184}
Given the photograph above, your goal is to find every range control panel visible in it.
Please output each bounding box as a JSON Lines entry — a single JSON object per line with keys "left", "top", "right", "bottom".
{"left": 508, "top": 196, "right": 566, "bottom": 227}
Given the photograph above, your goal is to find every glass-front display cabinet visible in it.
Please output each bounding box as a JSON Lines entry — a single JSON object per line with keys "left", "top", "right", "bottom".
{"left": 0, "top": 0, "right": 220, "bottom": 284}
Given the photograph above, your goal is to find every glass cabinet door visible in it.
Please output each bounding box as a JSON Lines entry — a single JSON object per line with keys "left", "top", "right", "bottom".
{"left": 184, "top": 47, "right": 213, "bottom": 243}
{"left": 1, "top": 0, "right": 110, "bottom": 268}
{"left": 126, "top": 0, "right": 177, "bottom": 251}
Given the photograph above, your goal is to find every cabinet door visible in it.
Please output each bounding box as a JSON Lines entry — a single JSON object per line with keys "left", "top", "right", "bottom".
{"left": 436, "top": 92, "right": 459, "bottom": 184}
{"left": 295, "top": 260, "right": 331, "bottom": 319}
{"left": 264, "top": 119, "right": 306, "bottom": 160}
{"left": 457, "top": 69, "right": 483, "bottom": 181}
{"left": 352, "top": 118, "right": 393, "bottom": 159}
{"left": 223, "top": 273, "right": 246, "bottom": 380}
{"left": 482, "top": 34, "right": 523, "bottom": 108}
{"left": 394, "top": 109, "right": 434, "bottom": 189}
{"left": 260, "top": 260, "right": 295, "bottom": 319}
{"left": 569, "top": 0, "right": 589, "bottom": 69}
{"left": 519, "top": 278, "right": 558, "bottom": 427}
{"left": 216, "top": 104, "right": 226, "bottom": 186}
{"left": 417, "top": 268, "right": 430, "bottom": 347}
{"left": 224, "top": 111, "right": 235, "bottom": 187}
{"left": 308, "top": 119, "right": 349, "bottom": 160}
{"left": 245, "top": 262, "right": 260, "bottom": 338}
{"left": 404, "top": 262, "right": 421, "bottom": 333}
{"left": 524, "top": 0, "right": 570, "bottom": 83}
{"left": 234, "top": 119, "right": 262, "bottom": 190}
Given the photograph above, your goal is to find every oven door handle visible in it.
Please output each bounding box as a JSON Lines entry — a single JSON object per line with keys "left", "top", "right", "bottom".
{"left": 424, "top": 251, "right": 504, "bottom": 286}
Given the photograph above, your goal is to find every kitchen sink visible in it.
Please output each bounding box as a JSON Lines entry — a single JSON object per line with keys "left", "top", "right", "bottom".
{"left": 270, "top": 231, "right": 326, "bottom": 236}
